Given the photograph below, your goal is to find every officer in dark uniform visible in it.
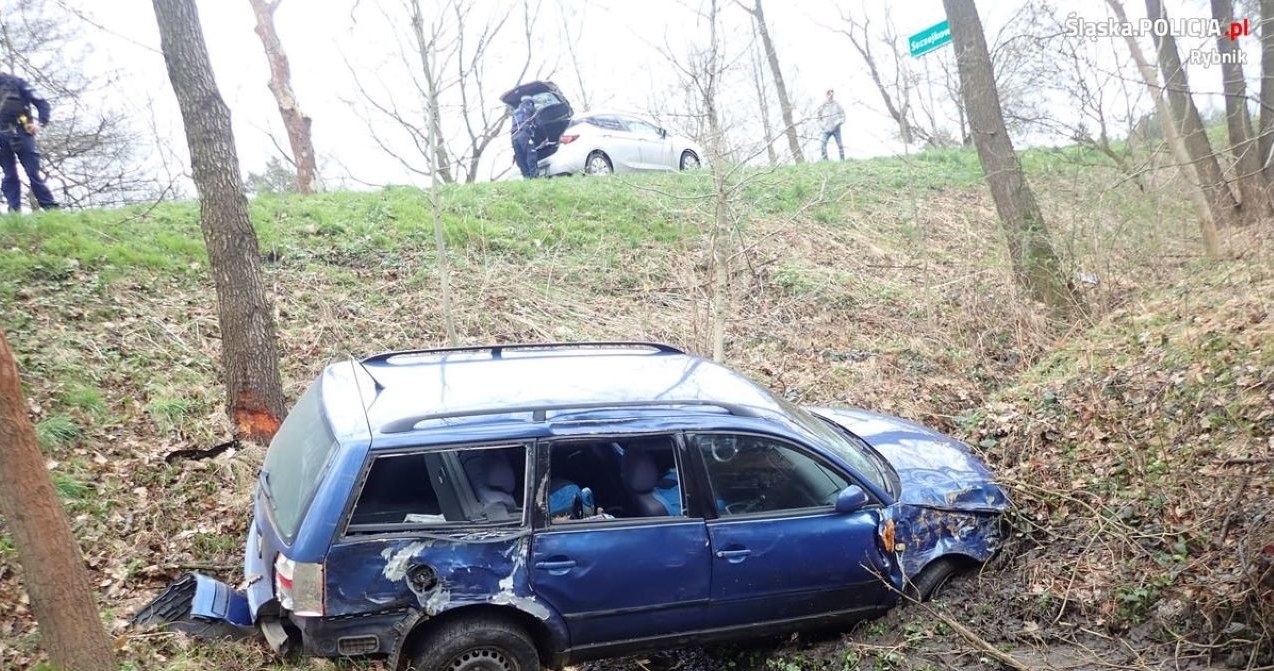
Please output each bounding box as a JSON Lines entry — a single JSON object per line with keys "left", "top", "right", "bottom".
{"left": 511, "top": 95, "right": 539, "bottom": 179}
{"left": 0, "top": 71, "right": 57, "bottom": 212}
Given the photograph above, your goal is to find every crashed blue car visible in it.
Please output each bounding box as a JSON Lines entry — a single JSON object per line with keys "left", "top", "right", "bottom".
{"left": 134, "top": 342, "right": 1007, "bottom": 671}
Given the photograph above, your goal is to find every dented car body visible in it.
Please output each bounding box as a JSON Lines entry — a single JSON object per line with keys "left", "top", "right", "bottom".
{"left": 136, "top": 343, "right": 1007, "bottom": 670}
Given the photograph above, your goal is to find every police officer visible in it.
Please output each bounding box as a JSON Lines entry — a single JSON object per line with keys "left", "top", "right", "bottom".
{"left": 511, "top": 95, "right": 538, "bottom": 179}
{"left": 0, "top": 71, "right": 57, "bottom": 212}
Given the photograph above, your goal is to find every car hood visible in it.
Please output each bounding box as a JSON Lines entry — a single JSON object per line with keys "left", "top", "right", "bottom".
{"left": 810, "top": 407, "right": 1008, "bottom": 513}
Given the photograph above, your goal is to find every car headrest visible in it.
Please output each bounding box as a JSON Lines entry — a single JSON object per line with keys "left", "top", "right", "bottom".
{"left": 621, "top": 449, "right": 658, "bottom": 493}
{"left": 465, "top": 452, "right": 516, "bottom": 495}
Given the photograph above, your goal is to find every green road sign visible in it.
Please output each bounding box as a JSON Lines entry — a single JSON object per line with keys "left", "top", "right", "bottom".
{"left": 909, "top": 20, "right": 951, "bottom": 57}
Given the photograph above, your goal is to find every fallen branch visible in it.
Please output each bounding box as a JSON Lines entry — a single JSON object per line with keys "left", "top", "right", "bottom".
{"left": 935, "top": 612, "right": 1034, "bottom": 671}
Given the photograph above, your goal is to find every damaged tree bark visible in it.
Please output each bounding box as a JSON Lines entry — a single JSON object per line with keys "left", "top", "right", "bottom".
{"left": 0, "top": 329, "right": 115, "bottom": 671}
{"left": 248, "top": 0, "right": 318, "bottom": 194}
{"left": 153, "top": 0, "right": 285, "bottom": 442}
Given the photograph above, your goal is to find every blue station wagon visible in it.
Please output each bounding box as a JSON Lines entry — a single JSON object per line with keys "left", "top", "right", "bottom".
{"left": 134, "top": 342, "right": 1008, "bottom": 671}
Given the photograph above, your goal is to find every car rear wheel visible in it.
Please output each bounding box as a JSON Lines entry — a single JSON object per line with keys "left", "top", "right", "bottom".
{"left": 409, "top": 615, "right": 540, "bottom": 671}
{"left": 585, "top": 151, "right": 613, "bottom": 175}
{"left": 680, "top": 150, "right": 700, "bottom": 170}
{"left": 907, "top": 557, "right": 962, "bottom": 602}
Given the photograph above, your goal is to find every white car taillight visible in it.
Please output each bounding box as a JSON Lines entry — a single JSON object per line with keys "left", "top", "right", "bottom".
{"left": 274, "top": 553, "right": 325, "bottom": 617}
{"left": 560, "top": 134, "right": 578, "bottom": 144}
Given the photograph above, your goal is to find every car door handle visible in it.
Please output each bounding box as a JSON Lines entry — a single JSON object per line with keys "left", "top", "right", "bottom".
{"left": 715, "top": 549, "right": 752, "bottom": 562}
{"left": 534, "top": 559, "right": 577, "bottom": 574}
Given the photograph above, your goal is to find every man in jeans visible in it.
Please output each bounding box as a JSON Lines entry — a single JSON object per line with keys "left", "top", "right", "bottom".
{"left": 0, "top": 71, "right": 57, "bottom": 212}
{"left": 817, "top": 89, "right": 846, "bottom": 161}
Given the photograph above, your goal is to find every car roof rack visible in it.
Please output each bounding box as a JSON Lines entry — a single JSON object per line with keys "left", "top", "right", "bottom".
{"left": 380, "top": 399, "right": 755, "bottom": 434}
{"left": 361, "top": 341, "right": 685, "bottom": 366}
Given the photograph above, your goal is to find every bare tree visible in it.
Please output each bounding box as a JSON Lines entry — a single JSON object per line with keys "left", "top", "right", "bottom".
{"left": 1212, "top": 0, "right": 1272, "bottom": 221}
{"left": 0, "top": 0, "right": 163, "bottom": 207}
{"left": 1145, "top": 0, "right": 1241, "bottom": 229}
{"left": 355, "top": 0, "right": 541, "bottom": 184}
{"left": 1107, "top": 0, "right": 1220, "bottom": 256}
{"left": 736, "top": 0, "right": 804, "bottom": 163}
{"left": 748, "top": 37, "right": 778, "bottom": 166}
{"left": 247, "top": 0, "right": 318, "bottom": 194}
{"left": 0, "top": 329, "right": 115, "bottom": 671}
{"left": 1260, "top": 0, "right": 1274, "bottom": 181}
{"left": 833, "top": 3, "right": 922, "bottom": 146}
{"left": 152, "top": 0, "right": 285, "bottom": 442}
{"left": 944, "top": 0, "right": 1074, "bottom": 313}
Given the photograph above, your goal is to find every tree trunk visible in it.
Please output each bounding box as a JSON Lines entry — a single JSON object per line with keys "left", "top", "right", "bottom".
{"left": 248, "top": 0, "right": 318, "bottom": 194}
{"left": 1260, "top": 0, "right": 1274, "bottom": 182}
{"left": 749, "top": 40, "right": 778, "bottom": 167}
{"left": 1107, "top": 0, "right": 1219, "bottom": 256}
{"left": 1212, "top": 0, "right": 1272, "bottom": 222}
{"left": 705, "top": 0, "right": 730, "bottom": 361}
{"left": 943, "top": 0, "right": 1074, "bottom": 313}
{"left": 0, "top": 329, "right": 115, "bottom": 671}
{"left": 409, "top": 0, "right": 454, "bottom": 183}
{"left": 152, "top": 0, "right": 285, "bottom": 442}
{"left": 746, "top": 0, "right": 804, "bottom": 163}
{"left": 1146, "top": 0, "right": 1241, "bottom": 229}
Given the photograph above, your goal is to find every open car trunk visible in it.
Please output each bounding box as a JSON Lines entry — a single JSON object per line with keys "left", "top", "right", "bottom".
{"left": 501, "top": 80, "right": 573, "bottom": 159}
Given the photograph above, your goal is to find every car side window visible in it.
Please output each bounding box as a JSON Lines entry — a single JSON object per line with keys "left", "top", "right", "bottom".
{"left": 588, "top": 116, "right": 627, "bottom": 132}
{"left": 625, "top": 118, "right": 662, "bottom": 137}
{"left": 546, "top": 435, "right": 686, "bottom": 524}
{"left": 346, "top": 445, "right": 527, "bottom": 535}
{"left": 690, "top": 434, "right": 850, "bottom": 517}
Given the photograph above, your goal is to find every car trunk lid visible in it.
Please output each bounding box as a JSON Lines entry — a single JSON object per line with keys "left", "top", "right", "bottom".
{"left": 501, "top": 80, "right": 573, "bottom": 159}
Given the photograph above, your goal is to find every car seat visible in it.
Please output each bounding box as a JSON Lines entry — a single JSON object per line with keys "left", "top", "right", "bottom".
{"left": 462, "top": 451, "right": 518, "bottom": 520}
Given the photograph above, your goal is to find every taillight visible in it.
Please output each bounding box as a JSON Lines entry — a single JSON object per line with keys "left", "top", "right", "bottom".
{"left": 274, "top": 553, "right": 325, "bottom": 617}
{"left": 560, "top": 134, "right": 578, "bottom": 144}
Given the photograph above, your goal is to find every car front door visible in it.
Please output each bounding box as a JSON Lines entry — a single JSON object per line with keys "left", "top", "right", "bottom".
{"left": 687, "top": 432, "right": 894, "bottom": 629}
{"left": 529, "top": 434, "right": 710, "bottom": 650}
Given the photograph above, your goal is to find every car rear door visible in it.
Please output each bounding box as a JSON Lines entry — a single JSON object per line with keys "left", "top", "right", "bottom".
{"left": 687, "top": 432, "right": 894, "bottom": 629}
{"left": 529, "top": 434, "right": 710, "bottom": 649}
{"left": 588, "top": 116, "right": 642, "bottom": 171}
{"left": 625, "top": 118, "right": 675, "bottom": 169}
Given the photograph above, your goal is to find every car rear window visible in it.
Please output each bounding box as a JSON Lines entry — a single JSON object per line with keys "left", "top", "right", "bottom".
{"left": 261, "top": 383, "right": 338, "bottom": 542}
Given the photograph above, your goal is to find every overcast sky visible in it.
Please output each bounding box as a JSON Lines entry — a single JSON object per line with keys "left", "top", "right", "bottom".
{"left": 61, "top": 0, "right": 1249, "bottom": 190}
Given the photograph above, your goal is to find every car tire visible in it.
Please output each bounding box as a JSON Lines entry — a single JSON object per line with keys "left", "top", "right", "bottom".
{"left": 408, "top": 614, "right": 540, "bottom": 671}
{"left": 907, "top": 557, "right": 962, "bottom": 602}
{"left": 584, "top": 151, "right": 613, "bottom": 175}
{"left": 680, "top": 150, "right": 700, "bottom": 170}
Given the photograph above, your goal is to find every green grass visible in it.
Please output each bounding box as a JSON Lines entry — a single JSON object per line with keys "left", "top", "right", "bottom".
{"left": 34, "top": 412, "right": 79, "bottom": 450}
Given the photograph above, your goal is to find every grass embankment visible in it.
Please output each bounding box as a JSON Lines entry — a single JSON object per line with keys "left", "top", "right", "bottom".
{"left": 0, "top": 146, "right": 1267, "bottom": 670}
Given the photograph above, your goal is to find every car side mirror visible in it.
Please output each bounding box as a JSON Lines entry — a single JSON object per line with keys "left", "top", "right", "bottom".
{"left": 834, "top": 485, "right": 870, "bottom": 513}
{"left": 658, "top": 127, "right": 667, "bottom": 138}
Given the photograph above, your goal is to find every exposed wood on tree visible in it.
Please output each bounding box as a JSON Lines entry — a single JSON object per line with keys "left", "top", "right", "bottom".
{"left": 0, "top": 328, "right": 115, "bottom": 671}
{"left": 152, "top": 0, "right": 285, "bottom": 442}
{"left": 1145, "top": 0, "right": 1241, "bottom": 229}
{"left": 738, "top": 0, "right": 804, "bottom": 163}
{"left": 247, "top": 0, "right": 318, "bottom": 194}
{"left": 1106, "top": 0, "right": 1220, "bottom": 257}
{"left": 1211, "top": 0, "right": 1272, "bottom": 222}
{"left": 943, "top": 0, "right": 1075, "bottom": 313}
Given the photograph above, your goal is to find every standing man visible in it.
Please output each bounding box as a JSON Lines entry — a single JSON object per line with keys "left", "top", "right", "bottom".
{"left": 817, "top": 89, "right": 845, "bottom": 161}
{"left": 511, "top": 95, "right": 539, "bottom": 179}
{"left": 0, "top": 71, "right": 57, "bottom": 212}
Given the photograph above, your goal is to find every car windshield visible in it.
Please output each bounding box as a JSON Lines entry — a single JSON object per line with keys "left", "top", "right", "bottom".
{"left": 773, "top": 397, "right": 892, "bottom": 494}
{"left": 260, "top": 382, "right": 338, "bottom": 542}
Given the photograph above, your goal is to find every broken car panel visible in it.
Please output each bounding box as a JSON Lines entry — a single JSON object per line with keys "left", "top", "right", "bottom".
{"left": 133, "top": 342, "right": 1008, "bottom": 670}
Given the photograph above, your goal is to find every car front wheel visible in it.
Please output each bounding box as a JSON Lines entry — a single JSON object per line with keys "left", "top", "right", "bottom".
{"left": 907, "top": 557, "right": 962, "bottom": 602}
{"left": 409, "top": 615, "right": 540, "bottom": 671}
{"left": 585, "top": 151, "right": 613, "bottom": 175}
{"left": 680, "top": 150, "right": 700, "bottom": 170}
